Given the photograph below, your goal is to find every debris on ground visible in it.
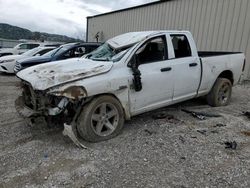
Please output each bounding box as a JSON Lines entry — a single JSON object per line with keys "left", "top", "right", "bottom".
{"left": 179, "top": 135, "right": 185, "bottom": 143}
{"left": 197, "top": 130, "right": 207, "bottom": 135}
{"left": 241, "top": 131, "right": 250, "bottom": 136}
{"left": 190, "top": 136, "right": 197, "bottom": 139}
{"left": 213, "top": 123, "right": 227, "bottom": 127}
{"left": 196, "top": 129, "right": 219, "bottom": 135}
{"left": 210, "top": 130, "right": 219, "bottom": 134}
{"left": 242, "top": 111, "right": 250, "bottom": 119}
{"left": 144, "top": 129, "right": 157, "bottom": 136}
{"left": 181, "top": 109, "right": 221, "bottom": 120}
{"left": 44, "top": 153, "right": 49, "bottom": 159}
{"left": 152, "top": 112, "right": 180, "bottom": 123}
{"left": 152, "top": 112, "right": 174, "bottom": 120}
{"left": 224, "top": 141, "right": 237, "bottom": 150}
{"left": 152, "top": 112, "right": 169, "bottom": 119}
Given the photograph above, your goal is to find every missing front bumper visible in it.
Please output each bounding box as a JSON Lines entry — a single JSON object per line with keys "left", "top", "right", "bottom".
{"left": 15, "top": 96, "right": 87, "bottom": 148}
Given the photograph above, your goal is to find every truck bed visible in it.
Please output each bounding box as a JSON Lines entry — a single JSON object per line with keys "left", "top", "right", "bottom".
{"left": 197, "top": 51, "right": 245, "bottom": 97}
{"left": 198, "top": 51, "right": 242, "bottom": 57}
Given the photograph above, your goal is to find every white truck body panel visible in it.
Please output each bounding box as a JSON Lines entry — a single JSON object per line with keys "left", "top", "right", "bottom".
{"left": 198, "top": 54, "right": 244, "bottom": 95}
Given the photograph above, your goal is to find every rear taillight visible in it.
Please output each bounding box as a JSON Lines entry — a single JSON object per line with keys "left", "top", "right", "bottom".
{"left": 242, "top": 59, "right": 246, "bottom": 72}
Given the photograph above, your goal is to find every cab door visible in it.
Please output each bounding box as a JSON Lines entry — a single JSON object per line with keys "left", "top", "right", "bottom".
{"left": 129, "top": 35, "right": 175, "bottom": 115}
{"left": 169, "top": 34, "right": 201, "bottom": 101}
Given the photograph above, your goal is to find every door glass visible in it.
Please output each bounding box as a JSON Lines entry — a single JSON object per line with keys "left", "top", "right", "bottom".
{"left": 171, "top": 35, "right": 192, "bottom": 58}
{"left": 136, "top": 36, "right": 167, "bottom": 64}
{"left": 75, "top": 47, "right": 86, "bottom": 57}
{"left": 19, "top": 44, "right": 28, "bottom": 49}
{"left": 62, "top": 49, "right": 75, "bottom": 59}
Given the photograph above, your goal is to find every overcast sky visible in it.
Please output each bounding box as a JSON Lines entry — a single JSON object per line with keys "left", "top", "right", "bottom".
{"left": 0, "top": 0, "right": 157, "bottom": 40}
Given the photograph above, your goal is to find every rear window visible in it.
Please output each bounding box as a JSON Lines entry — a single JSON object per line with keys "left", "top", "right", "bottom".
{"left": 171, "top": 35, "right": 192, "bottom": 58}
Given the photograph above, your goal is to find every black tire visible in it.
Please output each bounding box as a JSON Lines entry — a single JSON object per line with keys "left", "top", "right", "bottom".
{"left": 206, "top": 78, "right": 232, "bottom": 107}
{"left": 77, "top": 95, "right": 124, "bottom": 142}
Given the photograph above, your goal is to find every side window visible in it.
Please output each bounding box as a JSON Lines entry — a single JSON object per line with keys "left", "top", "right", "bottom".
{"left": 19, "top": 44, "right": 28, "bottom": 49}
{"left": 75, "top": 47, "right": 86, "bottom": 57}
{"left": 136, "top": 36, "right": 167, "bottom": 64}
{"left": 62, "top": 49, "right": 75, "bottom": 59}
{"left": 171, "top": 35, "right": 192, "bottom": 58}
{"left": 85, "top": 46, "right": 97, "bottom": 53}
{"left": 61, "top": 47, "right": 84, "bottom": 59}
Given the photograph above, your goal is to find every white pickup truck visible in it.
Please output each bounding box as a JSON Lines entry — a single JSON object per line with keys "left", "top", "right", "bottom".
{"left": 15, "top": 31, "right": 246, "bottom": 144}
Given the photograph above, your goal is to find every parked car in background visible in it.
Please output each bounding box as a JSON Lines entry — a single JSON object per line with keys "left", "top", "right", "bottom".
{"left": 0, "top": 42, "right": 61, "bottom": 57}
{"left": 14, "top": 42, "right": 101, "bottom": 73}
{"left": 0, "top": 47, "right": 55, "bottom": 73}
{"left": 15, "top": 31, "right": 245, "bottom": 144}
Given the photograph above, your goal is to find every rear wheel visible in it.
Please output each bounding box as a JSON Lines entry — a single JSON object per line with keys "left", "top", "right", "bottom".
{"left": 206, "top": 78, "right": 232, "bottom": 107}
{"left": 77, "top": 95, "right": 124, "bottom": 142}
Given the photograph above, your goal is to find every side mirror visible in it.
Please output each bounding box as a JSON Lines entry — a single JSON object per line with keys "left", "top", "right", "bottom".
{"left": 128, "top": 54, "right": 139, "bottom": 68}
{"left": 128, "top": 54, "right": 142, "bottom": 92}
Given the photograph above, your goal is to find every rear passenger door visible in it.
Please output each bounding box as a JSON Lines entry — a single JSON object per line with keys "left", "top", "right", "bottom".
{"left": 169, "top": 34, "right": 201, "bottom": 101}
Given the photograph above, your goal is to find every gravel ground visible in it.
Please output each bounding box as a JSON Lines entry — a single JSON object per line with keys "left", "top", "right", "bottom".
{"left": 0, "top": 73, "right": 250, "bottom": 188}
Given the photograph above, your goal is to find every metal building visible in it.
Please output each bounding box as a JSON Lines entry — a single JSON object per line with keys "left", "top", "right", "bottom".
{"left": 87, "top": 0, "right": 250, "bottom": 78}
{"left": 0, "top": 38, "right": 21, "bottom": 48}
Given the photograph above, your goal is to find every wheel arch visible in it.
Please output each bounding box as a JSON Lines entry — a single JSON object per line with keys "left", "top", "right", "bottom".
{"left": 85, "top": 92, "right": 131, "bottom": 120}
{"left": 217, "top": 70, "right": 234, "bottom": 85}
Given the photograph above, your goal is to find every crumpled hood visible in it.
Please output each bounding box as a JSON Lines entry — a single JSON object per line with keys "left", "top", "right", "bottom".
{"left": 17, "top": 58, "right": 113, "bottom": 91}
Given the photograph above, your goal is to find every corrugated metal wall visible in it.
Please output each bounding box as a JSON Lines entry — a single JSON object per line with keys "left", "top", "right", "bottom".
{"left": 0, "top": 38, "right": 21, "bottom": 48}
{"left": 87, "top": 0, "right": 250, "bottom": 78}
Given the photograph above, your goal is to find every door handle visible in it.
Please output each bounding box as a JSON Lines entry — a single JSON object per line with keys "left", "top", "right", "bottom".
{"left": 189, "top": 63, "right": 198, "bottom": 67}
{"left": 161, "top": 67, "right": 172, "bottom": 72}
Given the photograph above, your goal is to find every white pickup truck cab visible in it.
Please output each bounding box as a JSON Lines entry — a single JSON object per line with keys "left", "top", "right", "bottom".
{"left": 15, "top": 31, "right": 246, "bottom": 143}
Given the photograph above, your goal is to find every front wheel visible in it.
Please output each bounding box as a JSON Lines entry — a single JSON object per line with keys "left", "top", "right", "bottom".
{"left": 77, "top": 95, "right": 124, "bottom": 142}
{"left": 206, "top": 78, "right": 232, "bottom": 107}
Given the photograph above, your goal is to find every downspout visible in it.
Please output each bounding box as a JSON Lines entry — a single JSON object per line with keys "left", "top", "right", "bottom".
{"left": 86, "top": 17, "right": 90, "bottom": 42}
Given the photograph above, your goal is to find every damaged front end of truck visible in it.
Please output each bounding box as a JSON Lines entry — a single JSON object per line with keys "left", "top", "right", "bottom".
{"left": 15, "top": 58, "right": 114, "bottom": 148}
{"left": 16, "top": 82, "right": 88, "bottom": 148}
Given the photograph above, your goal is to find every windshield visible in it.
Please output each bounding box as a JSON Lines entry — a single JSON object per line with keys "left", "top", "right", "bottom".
{"left": 86, "top": 43, "right": 129, "bottom": 62}
{"left": 43, "top": 47, "right": 60, "bottom": 57}
{"left": 22, "top": 47, "right": 41, "bottom": 56}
